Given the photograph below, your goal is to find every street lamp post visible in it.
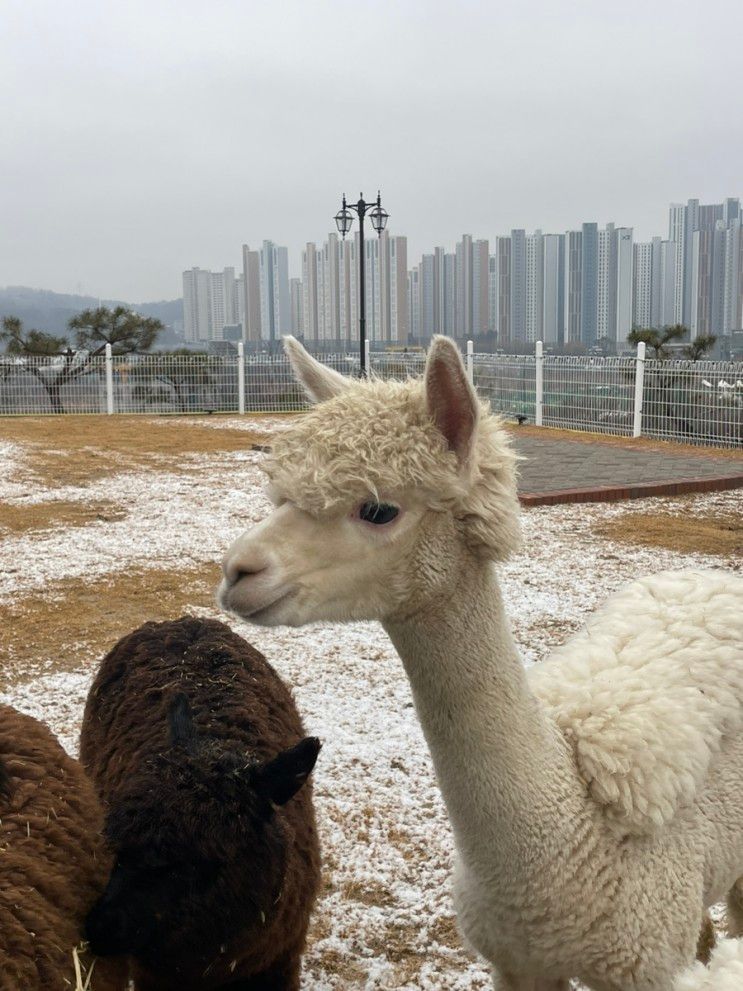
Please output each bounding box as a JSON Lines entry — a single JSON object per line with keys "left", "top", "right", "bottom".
{"left": 334, "top": 191, "right": 388, "bottom": 376}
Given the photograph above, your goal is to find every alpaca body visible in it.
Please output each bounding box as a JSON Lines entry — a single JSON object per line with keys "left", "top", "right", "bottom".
{"left": 220, "top": 336, "right": 743, "bottom": 990}
{"left": 386, "top": 562, "right": 743, "bottom": 990}
{"left": 452, "top": 733, "right": 743, "bottom": 990}
{"left": 0, "top": 704, "right": 126, "bottom": 991}
{"left": 81, "top": 617, "right": 321, "bottom": 991}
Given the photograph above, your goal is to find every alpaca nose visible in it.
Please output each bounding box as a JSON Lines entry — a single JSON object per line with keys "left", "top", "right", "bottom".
{"left": 221, "top": 547, "right": 271, "bottom": 588}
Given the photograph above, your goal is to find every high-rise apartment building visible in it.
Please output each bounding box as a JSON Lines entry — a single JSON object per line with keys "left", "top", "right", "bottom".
{"left": 525, "top": 231, "right": 543, "bottom": 343}
{"left": 183, "top": 267, "right": 210, "bottom": 342}
{"left": 290, "top": 278, "right": 303, "bottom": 336}
{"left": 455, "top": 235, "right": 473, "bottom": 337}
{"left": 668, "top": 198, "right": 742, "bottom": 338}
{"left": 615, "top": 228, "right": 634, "bottom": 344}
{"left": 241, "top": 245, "right": 262, "bottom": 341}
{"left": 259, "top": 241, "right": 290, "bottom": 342}
{"left": 472, "top": 239, "right": 490, "bottom": 337}
{"left": 564, "top": 230, "right": 583, "bottom": 345}
{"left": 388, "top": 235, "right": 409, "bottom": 344}
{"left": 580, "top": 223, "right": 599, "bottom": 346}
{"left": 510, "top": 230, "right": 526, "bottom": 342}
{"left": 598, "top": 226, "right": 618, "bottom": 341}
{"left": 723, "top": 220, "right": 743, "bottom": 337}
{"left": 301, "top": 242, "right": 319, "bottom": 341}
{"left": 542, "top": 234, "right": 565, "bottom": 344}
{"left": 653, "top": 239, "right": 676, "bottom": 329}
{"left": 633, "top": 242, "right": 653, "bottom": 329}
{"left": 408, "top": 267, "right": 420, "bottom": 340}
{"left": 301, "top": 232, "right": 407, "bottom": 344}
{"left": 488, "top": 253, "right": 498, "bottom": 335}
{"left": 496, "top": 236, "right": 512, "bottom": 342}
{"left": 420, "top": 254, "right": 436, "bottom": 340}
{"left": 443, "top": 253, "right": 457, "bottom": 337}
{"left": 182, "top": 266, "right": 241, "bottom": 342}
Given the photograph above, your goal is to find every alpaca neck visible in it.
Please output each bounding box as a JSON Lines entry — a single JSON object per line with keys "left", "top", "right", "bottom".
{"left": 383, "top": 557, "right": 582, "bottom": 874}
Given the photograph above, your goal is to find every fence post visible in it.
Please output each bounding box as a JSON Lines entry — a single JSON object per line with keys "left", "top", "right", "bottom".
{"left": 466, "top": 339, "right": 474, "bottom": 384}
{"left": 364, "top": 339, "right": 371, "bottom": 376}
{"left": 535, "top": 340, "right": 544, "bottom": 426}
{"left": 237, "top": 341, "right": 246, "bottom": 415}
{"left": 633, "top": 341, "right": 646, "bottom": 438}
{"left": 105, "top": 343, "right": 114, "bottom": 414}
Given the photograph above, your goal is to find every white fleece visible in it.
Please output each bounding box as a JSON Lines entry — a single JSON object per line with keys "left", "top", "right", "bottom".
{"left": 674, "top": 937, "right": 743, "bottom": 990}
{"left": 530, "top": 569, "right": 743, "bottom": 835}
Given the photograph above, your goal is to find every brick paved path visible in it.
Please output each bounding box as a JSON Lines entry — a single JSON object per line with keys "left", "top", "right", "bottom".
{"left": 512, "top": 432, "right": 743, "bottom": 505}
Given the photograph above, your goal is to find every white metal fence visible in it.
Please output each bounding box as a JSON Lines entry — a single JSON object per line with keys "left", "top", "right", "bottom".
{"left": 1, "top": 342, "right": 741, "bottom": 448}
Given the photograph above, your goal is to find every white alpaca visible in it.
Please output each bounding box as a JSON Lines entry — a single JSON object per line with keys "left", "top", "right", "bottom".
{"left": 219, "top": 336, "right": 743, "bottom": 991}
{"left": 674, "top": 938, "right": 743, "bottom": 990}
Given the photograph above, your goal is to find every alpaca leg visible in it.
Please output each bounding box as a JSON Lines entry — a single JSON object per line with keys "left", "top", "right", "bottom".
{"left": 696, "top": 911, "right": 716, "bottom": 963}
{"left": 727, "top": 877, "right": 743, "bottom": 937}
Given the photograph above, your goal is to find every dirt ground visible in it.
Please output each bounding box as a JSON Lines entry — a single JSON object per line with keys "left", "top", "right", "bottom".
{"left": 0, "top": 413, "right": 264, "bottom": 488}
{"left": 0, "top": 562, "right": 220, "bottom": 690}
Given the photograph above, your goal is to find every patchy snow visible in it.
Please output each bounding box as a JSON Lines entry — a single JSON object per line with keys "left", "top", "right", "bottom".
{"left": 0, "top": 440, "right": 32, "bottom": 500}
{"left": 175, "top": 414, "right": 298, "bottom": 435}
{"left": 0, "top": 450, "right": 270, "bottom": 601}
{"left": 1, "top": 417, "right": 740, "bottom": 988}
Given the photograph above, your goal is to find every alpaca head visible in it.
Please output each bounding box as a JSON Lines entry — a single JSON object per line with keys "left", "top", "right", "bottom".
{"left": 220, "top": 336, "right": 520, "bottom": 626}
{"left": 85, "top": 693, "right": 320, "bottom": 963}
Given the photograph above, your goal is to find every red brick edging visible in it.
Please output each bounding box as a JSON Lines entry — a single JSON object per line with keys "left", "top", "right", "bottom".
{"left": 520, "top": 474, "right": 743, "bottom": 507}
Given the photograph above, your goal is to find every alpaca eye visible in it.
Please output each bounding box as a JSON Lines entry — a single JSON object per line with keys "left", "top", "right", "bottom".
{"left": 358, "top": 502, "right": 399, "bottom": 525}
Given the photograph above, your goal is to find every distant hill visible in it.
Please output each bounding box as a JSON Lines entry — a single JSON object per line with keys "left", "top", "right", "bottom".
{"left": 0, "top": 287, "right": 184, "bottom": 346}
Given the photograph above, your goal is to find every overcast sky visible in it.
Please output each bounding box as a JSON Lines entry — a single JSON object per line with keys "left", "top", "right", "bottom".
{"left": 2, "top": 0, "right": 742, "bottom": 302}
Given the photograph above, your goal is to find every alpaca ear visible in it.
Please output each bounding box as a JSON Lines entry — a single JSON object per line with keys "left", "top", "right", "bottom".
{"left": 283, "top": 336, "right": 351, "bottom": 404}
{"left": 424, "top": 336, "right": 479, "bottom": 467}
{"left": 168, "top": 693, "right": 197, "bottom": 752}
{"left": 253, "top": 736, "right": 321, "bottom": 807}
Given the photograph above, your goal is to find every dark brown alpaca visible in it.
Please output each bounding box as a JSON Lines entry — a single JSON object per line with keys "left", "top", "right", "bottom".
{"left": 80, "top": 616, "right": 321, "bottom": 991}
{"left": 0, "top": 704, "right": 127, "bottom": 991}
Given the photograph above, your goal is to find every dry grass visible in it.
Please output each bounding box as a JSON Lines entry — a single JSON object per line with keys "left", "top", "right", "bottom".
{"left": 594, "top": 509, "right": 743, "bottom": 558}
{"left": 0, "top": 498, "right": 127, "bottom": 536}
{"left": 310, "top": 947, "right": 368, "bottom": 985}
{"left": 428, "top": 914, "right": 463, "bottom": 950}
{"left": 341, "top": 878, "right": 396, "bottom": 908}
{"left": 0, "top": 560, "right": 221, "bottom": 690}
{"left": 0, "top": 415, "right": 261, "bottom": 487}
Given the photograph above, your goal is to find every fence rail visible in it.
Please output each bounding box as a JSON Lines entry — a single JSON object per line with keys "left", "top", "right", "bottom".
{"left": 1, "top": 343, "right": 741, "bottom": 449}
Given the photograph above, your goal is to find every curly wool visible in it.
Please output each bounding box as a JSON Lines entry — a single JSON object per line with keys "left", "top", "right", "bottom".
{"left": 530, "top": 569, "right": 743, "bottom": 834}
{"left": 81, "top": 616, "right": 321, "bottom": 991}
{"left": 674, "top": 937, "right": 743, "bottom": 990}
{"left": 267, "top": 376, "right": 522, "bottom": 562}
{"left": 0, "top": 704, "right": 126, "bottom": 991}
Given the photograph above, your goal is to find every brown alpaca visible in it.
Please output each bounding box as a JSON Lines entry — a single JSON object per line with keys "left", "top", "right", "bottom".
{"left": 80, "top": 616, "right": 321, "bottom": 991}
{"left": 0, "top": 704, "right": 127, "bottom": 991}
